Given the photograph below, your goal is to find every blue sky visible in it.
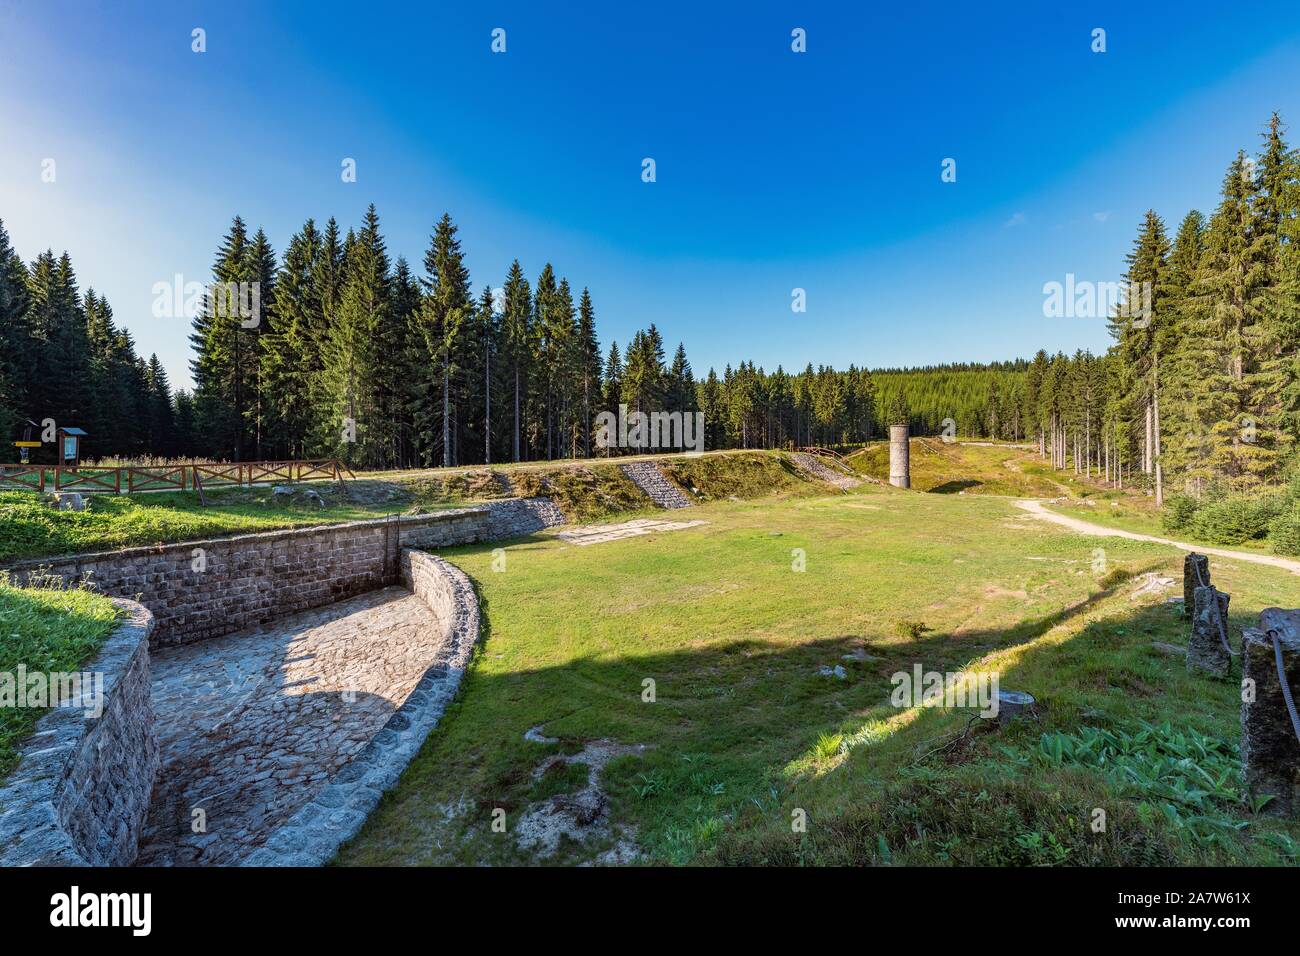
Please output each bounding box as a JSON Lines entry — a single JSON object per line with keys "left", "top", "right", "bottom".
{"left": 3, "top": 1, "right": 1300, "bottom": 390}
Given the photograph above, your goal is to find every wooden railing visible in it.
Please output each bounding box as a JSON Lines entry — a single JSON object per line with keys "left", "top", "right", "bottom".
{"left": 0, "top": 465, "right": 47, "bottom": 492}
{"left": 796, "top": 446, "right": 854, "bottom": 468}
{"left": 0, "top": 459, "right": 349, "bottom": 495}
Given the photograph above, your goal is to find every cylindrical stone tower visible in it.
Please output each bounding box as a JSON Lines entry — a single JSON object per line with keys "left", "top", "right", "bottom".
{"left": 889, "top": 424, "right": 910, "bottom": 489}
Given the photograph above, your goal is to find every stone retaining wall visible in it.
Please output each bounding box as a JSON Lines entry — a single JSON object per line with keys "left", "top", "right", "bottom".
{"left": 0, "top": 503, "right": 557, "bottom": 648}
{"left": 0, "top": 600, "right": 158, "bottom": 866}
{"left": 0, "top": 504, "right": 493, "bottom": 647}
{"left": 243, "top": 548, "right": 480, "bottom": 866}
{"left": 484, "top": 496, "right": 567, "bottom": 537}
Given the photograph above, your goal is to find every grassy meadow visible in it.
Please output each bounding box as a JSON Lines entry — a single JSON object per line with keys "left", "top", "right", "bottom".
{"left": 337, "top": 481, "right": 1300, "bottom": 866}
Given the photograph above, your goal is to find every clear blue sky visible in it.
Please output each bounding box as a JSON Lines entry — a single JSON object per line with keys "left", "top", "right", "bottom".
{"left": 3, "top": 1, "right": 1300, "bottom": 390}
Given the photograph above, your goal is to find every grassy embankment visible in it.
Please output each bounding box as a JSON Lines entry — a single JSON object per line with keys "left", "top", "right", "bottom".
{"left": 848, "top": 439, "right": 1068, "bottom": 498}
{"left": 0, "top": 453, "right": 800, "bottom": 563}
{"left": 337, "top": 480, "right": 1300, "bottom": 866}
{"left": 0, "top": 577, "right": 120, "bottom": 776}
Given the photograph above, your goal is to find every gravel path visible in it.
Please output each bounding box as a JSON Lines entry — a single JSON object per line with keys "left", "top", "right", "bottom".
{"left": 1014, "top": 499, "right": 1300, "bottom": 575}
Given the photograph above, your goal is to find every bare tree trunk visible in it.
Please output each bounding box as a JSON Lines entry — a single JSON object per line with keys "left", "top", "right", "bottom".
{"left": 1084, "top": 408, "right": 1091, "bottom": 478}
{"left": 1153, "top": 352, "right": 1163, "bottom": 507}
{"left": 1144, "top": 403, "right": 1153, "bottom": 474}
{"left": 513, "top": 369, "right": 520, "bottom": 463}
{"left": 442, "top": 366, "right": 451, "bottom": 467}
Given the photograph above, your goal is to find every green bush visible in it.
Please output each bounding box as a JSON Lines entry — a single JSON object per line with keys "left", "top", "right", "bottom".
{"left": 1189, "top": 495, "right": 1278, "bottom": 545}
{"left": 1161, "top": 494, "right": 1200, "bottom": 532}
{"left": 1271, "top": 506, "right": 1300, "bottom": 556}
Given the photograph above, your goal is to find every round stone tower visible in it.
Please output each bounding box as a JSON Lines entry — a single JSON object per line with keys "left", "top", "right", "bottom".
{"left": 889, "top": 424, "right": 910, "bottom": 489}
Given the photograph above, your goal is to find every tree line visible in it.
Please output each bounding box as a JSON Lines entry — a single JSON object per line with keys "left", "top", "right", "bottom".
{"left": 1, "top": 207, "right": 1036, "bottom": 467}
{"left": 0, "top": 222, "right": 182, "bottom": 460}
{"left": 5, "top": 111, "right": 1293, "bottom": 485}
{"left": 1019, "top": 113, "right": 1300, "bottom": 501}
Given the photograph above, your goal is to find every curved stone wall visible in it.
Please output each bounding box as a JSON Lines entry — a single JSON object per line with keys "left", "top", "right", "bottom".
{"left": 3, "top": 508, "right": 490, "bottom": 647}
{"left": 0, "top": 600, "right": 158, "bottom": 866}
{"left": 242, "top": 548, "right": 480, "bottom": 866}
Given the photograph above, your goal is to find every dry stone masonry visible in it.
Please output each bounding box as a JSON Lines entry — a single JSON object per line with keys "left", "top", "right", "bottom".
{"left": 483, "top": 496, "right": 566, "bottom": 537}
{"left": 135, "top": 584, "right": 447, "bottom": 865}
{"left": 620, "top": 461, "right": 692, "bottom": 509}
{"left": 243, "top": 549, "right": 481, "bottom": 866}
{"left": 0, "top": 601, "right": 158, "bottom": 866}
{"left": 2, "top": 499, "right": 561, "bottom": 649}
{"left": 1241, "top": 608, "right": 1300, "bottom": 818}
{"left": 1188, "top": 585, "right": 1232, "bottom": 678}
{"left": 791, "top": 453, "right": 862, "bottom": 490}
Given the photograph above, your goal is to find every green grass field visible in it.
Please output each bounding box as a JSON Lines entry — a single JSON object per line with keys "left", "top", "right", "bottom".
{"left": 336, "top": 483, "right": 1300, "bottom": 866}
{"left": 0, "top": 577, "right": 121, "bottom": 776}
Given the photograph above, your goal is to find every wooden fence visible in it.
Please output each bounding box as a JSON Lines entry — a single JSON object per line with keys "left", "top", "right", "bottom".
{"left": 0, "top": 459, "right": 352, "bottom": 494}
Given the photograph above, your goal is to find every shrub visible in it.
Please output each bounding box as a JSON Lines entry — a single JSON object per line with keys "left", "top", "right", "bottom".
{"left": 892, "top": 619, "right": 931, "bottom": 639}
{"left": 1189, "top": 494, "right": 1277, "bottom": 545}
{"left": 1161, "top": 494, "right": 1200, "bottom": 532}
{"left": 1270, "top": 506, "right": 1300, "bottom": 556}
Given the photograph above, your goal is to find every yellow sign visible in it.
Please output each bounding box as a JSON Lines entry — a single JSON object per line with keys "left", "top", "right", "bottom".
{"left": 13, "top": 441, "right": 41, "bottom": 447}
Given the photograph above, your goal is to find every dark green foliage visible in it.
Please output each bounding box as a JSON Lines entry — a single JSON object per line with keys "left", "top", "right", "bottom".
{"left": 1188, "top": 495, "right": 1280, "bottom": 544}
{"left": 1269, "top": 506, "right": 1300, "bottom": 555}
{"left": 1160, "top": 494, "right": 1200, "bottom": 532}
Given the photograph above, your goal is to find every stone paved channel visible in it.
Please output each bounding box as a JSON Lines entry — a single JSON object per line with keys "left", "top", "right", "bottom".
{"left": 135, "top": 586, "right": 444, "bottom": 866}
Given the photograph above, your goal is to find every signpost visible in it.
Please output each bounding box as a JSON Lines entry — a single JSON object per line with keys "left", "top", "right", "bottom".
{"left": 57, "top": 427, "right": 87, "bottom": 466}
{"left": 13, "top": 441, "right": 40, "bottom": 466}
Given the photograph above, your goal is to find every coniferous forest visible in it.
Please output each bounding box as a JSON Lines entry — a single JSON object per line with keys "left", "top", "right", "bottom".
{"left": 2, "top": 113, "right": 1298, "bottom": 511}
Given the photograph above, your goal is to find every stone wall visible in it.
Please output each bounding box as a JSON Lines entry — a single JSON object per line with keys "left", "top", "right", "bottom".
{"left": 2, "top": 509, "right": 490, "bottom": 647}
{"left": 2, "top": 497, "right": 564, "bottom": 649}
{"left": 484, "top": 496, "right": 567, "bottom": 537}
{"left": 244, "top": 548, "right": 480, "bottom": 866}
{"left": 0, "top": 600, "right": 158, "bottom": 866}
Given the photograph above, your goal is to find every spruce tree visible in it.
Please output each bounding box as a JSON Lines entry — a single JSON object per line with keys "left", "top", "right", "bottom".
{"left": 414, "top": 213, "right": 472, "bottom": 467}
{"left": 500, "top": 260, "right": 532, "bottom": 462}
{"left": 0, "top": 221, "right": 32, "bottom": 443}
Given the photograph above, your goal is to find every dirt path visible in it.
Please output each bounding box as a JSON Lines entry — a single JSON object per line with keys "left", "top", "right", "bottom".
{"left": 1014, "top": 499, "right": 1300, "bottom": 575}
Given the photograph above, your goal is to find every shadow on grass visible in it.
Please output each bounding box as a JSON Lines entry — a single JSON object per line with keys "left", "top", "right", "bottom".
{"left": 928, "top": 479, "right": 982, "bottom": 494}
{"left": 337, "top": 552, "right": 1296, "bottom": 867}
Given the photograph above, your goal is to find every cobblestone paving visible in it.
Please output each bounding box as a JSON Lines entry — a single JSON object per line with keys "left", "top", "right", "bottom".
{"left": 135, "top": 587, "right": 443, "bottom": 866}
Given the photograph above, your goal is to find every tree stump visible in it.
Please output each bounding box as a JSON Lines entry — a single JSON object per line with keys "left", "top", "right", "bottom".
{"left": 995, "top": 690, "right": 1035, "bottom": 725}
{"left": 1188, "top": 586, "right": 1231, "bottom": 678}
{"left": 1242, "top": 609, "right": 1300, "bottom": 818}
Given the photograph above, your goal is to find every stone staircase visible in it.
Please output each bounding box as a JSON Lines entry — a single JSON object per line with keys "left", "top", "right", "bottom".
{"left": 620, "top": 462, "right": 693, "bottom": 509}
{"left": 791, "top": 453, "right": 863, "bottom": 490}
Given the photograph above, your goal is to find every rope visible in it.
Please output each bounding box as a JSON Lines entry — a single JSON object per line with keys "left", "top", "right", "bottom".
{"left": 1267, "top": 628, "right": 1300, "bottom": 746}
{"left": 1192, "top": 559, "right": 1238, "bottom": 660}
